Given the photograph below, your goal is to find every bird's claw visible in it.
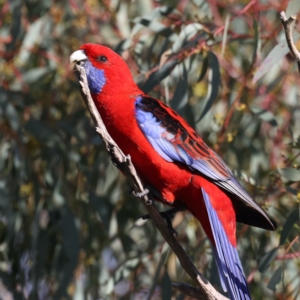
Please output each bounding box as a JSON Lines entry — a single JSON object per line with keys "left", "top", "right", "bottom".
{"left": 129, "top": 188, "right": 153, "bottom": 205}
{"left": 132, "top": 188, "right": 149, "bottom": 198}
{"left": 129, "top": 188, "right": 149, "bottom": 198}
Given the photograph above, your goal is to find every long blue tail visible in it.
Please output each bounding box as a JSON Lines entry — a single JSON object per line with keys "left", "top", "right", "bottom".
{"left": 202, "top": 188, "right": 251, "bottom": 300}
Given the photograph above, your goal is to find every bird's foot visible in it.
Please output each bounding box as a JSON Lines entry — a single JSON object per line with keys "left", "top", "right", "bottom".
{"left": 129, "top": 188, "right": 153, "bottom": 205}
{"left": 132, "top": 188, "right": 150, "bottom": 198}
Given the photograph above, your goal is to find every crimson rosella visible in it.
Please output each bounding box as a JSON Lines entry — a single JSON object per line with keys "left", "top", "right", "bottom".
{"left": 70, "top": 44, "right": 276, "bottom": 300}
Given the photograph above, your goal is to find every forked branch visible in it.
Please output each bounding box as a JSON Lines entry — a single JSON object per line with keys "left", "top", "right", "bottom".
{"left": 280, "top": 11, "right": 300, "bottom": 73}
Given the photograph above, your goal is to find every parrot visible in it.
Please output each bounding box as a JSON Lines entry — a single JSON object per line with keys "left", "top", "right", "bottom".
{"left": 70, "top": 44, "right": 277, "bottom": 300}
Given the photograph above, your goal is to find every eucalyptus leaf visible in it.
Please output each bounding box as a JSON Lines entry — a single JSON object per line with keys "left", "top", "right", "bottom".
{"left": 250, "top": 18, "right": 259, "bottom": 72}
{"left": 286, "top": 186, "right": 299, "bottom": 195}
{"left": 198, "top": 55, "right": 209, "bottom": 82}
{"left": 162, "top": 271, "right": 172, "bottom": 300}
{"left": 170, "top": 64, "right": 188, "bottom": 116}
{"left": 131, "top": 6, "right": 175, "bottom": 36}
{"left": 140, "top": 19, "right": 174, "bottom": 38}
{"left": 89, "top": 192, "right": 113, "bottom": 235}
{"left": 251, "top": 106, "right": 277, "bottom": 126}
{"left": 22, "top": 67, "right": 53, "bottom": 84}
{"left": 252, "top": 32, "right": 300, "bottom": 83}
{"left": 172, "top": 23, "right": 203, "bottom": 53}
{"left": 278, "top": 167, "right": 300, "bottom": 182}
{"left": 280, "top": 208, "right": 299, "bottom": 245}
{"left": 286, "top": 0, "right": 300, "bottom": 16}
{"left": 258, "top": 247, "right": 279, "bottom": 273}
{"left": 3, "top": 102, "right": 19, "bottom": 131}
{"left": 18, "top": 15, "right": 52, "bottom": 65}
{"left": 267, "top": 265, "right": 283, "bottom": 292}
{"left": 54, "top": 206, "right": 79, "bottom": 299}
{"left": 6, "top": 0, "right": 22, "bottom": 52}
{"left": 196, "top": 51, "right": 220, "bottom": 122}
{"left": 25, "top": 119, "right": 61, "bottom": 146}
{"left": 138, "top": 59, "right": 179, "bottom": 93}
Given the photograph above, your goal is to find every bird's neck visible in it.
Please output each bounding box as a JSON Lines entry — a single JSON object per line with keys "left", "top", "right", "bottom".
{"left": 92, "top": 85, "right": 143, "bottom": 132}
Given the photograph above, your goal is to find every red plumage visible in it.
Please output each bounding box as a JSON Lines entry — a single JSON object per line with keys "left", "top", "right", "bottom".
{"left": 71, "top": 43, "right": 277, "bottom": 299}
{"left": 82, "top": 45, "right": 236, "bottom": 244}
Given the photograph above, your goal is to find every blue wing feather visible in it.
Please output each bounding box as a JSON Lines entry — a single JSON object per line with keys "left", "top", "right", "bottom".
{"left": 135, "top": 97, "right": 232, "bottom": 181}
{"left": 202, "top": 188, "right": 251, "bottom": 300}
{"left": 134, "top": 96, "right": 276, "bottom": 231}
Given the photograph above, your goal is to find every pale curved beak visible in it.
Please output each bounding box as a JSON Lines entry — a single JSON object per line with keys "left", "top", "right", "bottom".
{"left": 70, "top": 50, "right": 87, "bottom": 64}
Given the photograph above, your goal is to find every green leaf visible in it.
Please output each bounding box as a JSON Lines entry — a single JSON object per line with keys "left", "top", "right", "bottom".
{"left": 280, "top": 208, "right": 299, "bottom": 245}
{"left": 170, "top": 64, "right": 188, "bottom": 117}
{"left": 251, "top": 106, "right": 277, "bottom": 126}
{"left": 138, "top": 59, "right": 179, "bottom": 93}
{"left": 197, "top": 55, "right": 209, "bottom": 82}
{"left": 196, "top": 51, "right": 220, "bottom": 122}
{"left": 286, "top": 186, "right": 299, "bottom": 196}
{"left": 278, "top": 168, "right": 300, "bottom": 182}
{"left": 249, "top": 18, "right": 259, "bottom": 74}
{"left": 140, "top": 19, "right": 174, "bottom": 38}
{"left": 185, "top": 103, "right": 195, "bottom": 129}
{"left": 10, "top": 67, "right": 54, "bottom": 91}
{"left": 286, "top": 0, "right": 300, "bottom": 16}
{"left": 252, "top": 31, "right": 300, "bottom": 83}
{"left": 4, "top": 102, "right": 20, "bottom": 130}
{"left": 172, "top": 23, "right": 203, "bottom": 53}
{"left": 267, "top": 265, "right": 283, "bottom": 292}
{"left": 89, "top": 192, "right": 113, "bottom": 235}
{"left": 147, "top": 249, "right": 169, "bottom": 300}
{"left": 18, "top": 15, "right": 52, "bottom": 65}
{"left": 161, "top": 271, "right": 172, "bottom": 300}
{"left": 131, "top": 6, "right": 175, "bottom": 36}
{"left": 54, "top": 206, "right": 79, "bottom": 298}
{"left": 6, "top": 0, "right": 22, "bottom": 52}
{"left": 22, "top": 67, "right": 53, "bottom": 84}
{"left": 258, "top": 247, "right": 279, "bottom": 273}
{"left": 25, "top": 119, "right": 62, "bottom": 147}
{"left": 31, "top": 221, "right": 49, "bottom": 296}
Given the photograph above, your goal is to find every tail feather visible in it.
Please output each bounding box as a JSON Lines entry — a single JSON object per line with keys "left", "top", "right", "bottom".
{"left": 202, "top": 188, "right": 251, "bottom": 300}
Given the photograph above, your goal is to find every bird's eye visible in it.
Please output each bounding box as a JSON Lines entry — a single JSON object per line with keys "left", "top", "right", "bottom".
{"left": 97, "top": 55, "right": 108, "bottom": 63}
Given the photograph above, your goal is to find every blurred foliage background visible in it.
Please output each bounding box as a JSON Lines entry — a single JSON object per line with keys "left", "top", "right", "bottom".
{"left": 0, "top": 0, "right": 300, "bottom": 299}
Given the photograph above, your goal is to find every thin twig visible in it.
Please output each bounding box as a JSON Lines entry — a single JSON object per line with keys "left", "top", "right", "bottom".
{"left": 280, "top": 11, "right": 300, "bottom": 73}
{"left": 73, "top": 64, "right": 228, "bottom": 300}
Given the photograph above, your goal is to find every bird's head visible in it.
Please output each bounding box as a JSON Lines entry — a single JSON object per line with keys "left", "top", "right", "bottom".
{"left": 70, "top": 44, "right": 140, "bottom": 97}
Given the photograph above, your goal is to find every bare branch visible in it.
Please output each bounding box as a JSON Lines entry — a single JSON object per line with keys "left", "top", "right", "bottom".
{"left": 280, "top": 11, "right": 300, "bottom": 73}
{"left": 73, "top": 64, "right": 229, "bottom": 300}
{"left": 173, "top": 282, "right": 228, "bottom": 300}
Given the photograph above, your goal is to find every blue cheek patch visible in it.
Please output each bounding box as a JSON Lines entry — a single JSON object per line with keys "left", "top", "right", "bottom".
{"left": 83, "top": 61, "right": 106, "bottom": 94}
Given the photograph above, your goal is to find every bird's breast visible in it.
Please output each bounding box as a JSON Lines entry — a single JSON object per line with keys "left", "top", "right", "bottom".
{"left": 95, "top": 96, "right": 192, "bottom": 203}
